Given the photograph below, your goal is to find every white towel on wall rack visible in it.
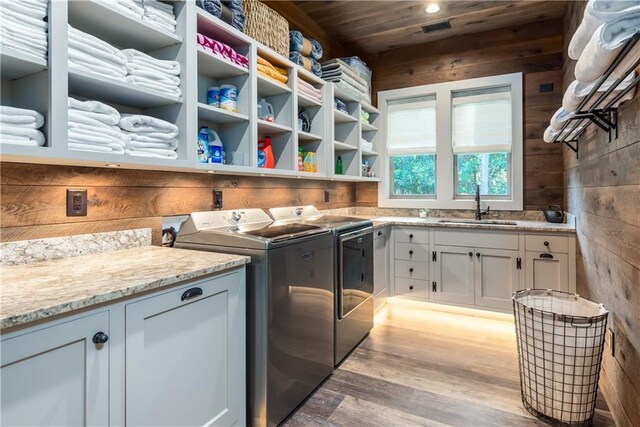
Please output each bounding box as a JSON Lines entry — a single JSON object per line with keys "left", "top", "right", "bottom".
{"left": 543, "top": 124, "right": 587, "bottom": 143}
{"left": 575, "top": 12, "right": 640, "bottom": 84}
{"left": 562, "top": 73, "right": 636, "bottom": 112}
{"left": 550, "top": 108, "right": 575, "bottom": 132}
{"left": 569, "top": 0, "right": 640, "bottom": 60}
{"left": 0, "top": 106, "right": 45, "bottom": 129}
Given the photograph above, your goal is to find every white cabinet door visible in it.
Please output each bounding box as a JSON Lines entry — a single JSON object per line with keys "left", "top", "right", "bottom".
{"left": 1, "top": 312, "right": 110, "bottom": 427}
{"left": 433, "top": 245, "right": 475, "bottom": 305}
{"left": 475, "top": 248, "right": 520, "bottom": 310}
{"left": 525, "top": 251, "right": 569, "bottom": 291}
{"left": 373, "top": 227, "right": 389, "bottom": 301}
{"left": 125, "top": 270, "right": 246, "bottom": 427}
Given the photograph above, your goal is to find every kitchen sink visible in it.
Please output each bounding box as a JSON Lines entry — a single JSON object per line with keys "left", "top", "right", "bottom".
{"left": 438, "top": 219, "right": 518, "bottom": 226}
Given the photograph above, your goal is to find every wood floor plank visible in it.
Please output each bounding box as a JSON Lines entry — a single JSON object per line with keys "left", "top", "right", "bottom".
{"left": 284, "top": 304, "right": 615, "bottom": 426}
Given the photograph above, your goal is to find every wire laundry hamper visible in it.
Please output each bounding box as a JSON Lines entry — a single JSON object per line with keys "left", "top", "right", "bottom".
{"left": 513, "top": 289, "right": 609, "bottom": 427}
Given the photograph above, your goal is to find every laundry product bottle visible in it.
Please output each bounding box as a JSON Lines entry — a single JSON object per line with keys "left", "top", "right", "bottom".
{"left": 258, "top": 136, "right": 275, "bottom": 168}
{"left": 207, "top": 129, "right": 224, "bottom": 164}
{"left": 257, "top": 98, "right": 275, "bottom": 122}
{"left": 335, "top": 156, "right": 343, "bottom": 175}
{"left": 197, "top": 126, "right": 210, "bottom": 163}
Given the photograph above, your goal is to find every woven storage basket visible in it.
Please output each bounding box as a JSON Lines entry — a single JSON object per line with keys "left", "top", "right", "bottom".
{"left": 242, "top": 0, "right": 289, "bottom": 57}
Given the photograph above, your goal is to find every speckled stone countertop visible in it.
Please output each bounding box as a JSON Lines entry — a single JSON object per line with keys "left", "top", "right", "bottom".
{"left": 0, "top": 246, "right": 249, "bottom": 330}
{"left": 364, "top": 217, "right": 576, "bottom": 233}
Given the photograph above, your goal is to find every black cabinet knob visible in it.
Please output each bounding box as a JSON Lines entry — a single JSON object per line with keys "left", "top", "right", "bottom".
{"left": 377, "top": 231, "right": 382, "bottom": 236}
{"left": 468, "top": 251, "right": 473, "bottom": 257}
{"left": 409, "top": 285, "right": 414, "bottom": 291}
{"left": 476, "top": 252, "right": 481, "bottom": 258}
{"left": 409, "top": 250, "right": 414, "bottom": 255}
{"left": 409, "top": 234, "right": 414, "bottom": 239}
{"left": 544, "top": 241, "right": 550, "bottom": 246}
{"left": 409, "top": 268, "right": 414, "bottom": 273}
{"left": 92, "top": 332, "right": 109, "bottom": 345}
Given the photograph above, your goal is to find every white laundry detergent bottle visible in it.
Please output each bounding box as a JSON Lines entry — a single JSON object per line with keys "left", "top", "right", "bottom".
{"left": 207, "top": 129, "right": 224, "bottom": 164}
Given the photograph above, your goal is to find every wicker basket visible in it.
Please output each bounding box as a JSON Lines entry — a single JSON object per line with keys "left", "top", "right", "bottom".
{"left": 242, "top": 0, "right": 289, "bottom": 57}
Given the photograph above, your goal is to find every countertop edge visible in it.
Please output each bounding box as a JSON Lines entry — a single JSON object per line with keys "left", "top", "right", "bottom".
{"left": 1, "top": 256, "right": 249, "bottom": 332}
{"left": 368, "top": 218, "right": 576, "bottom": 233}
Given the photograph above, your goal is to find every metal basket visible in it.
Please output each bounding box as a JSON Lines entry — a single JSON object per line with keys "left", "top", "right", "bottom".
{"left": 242, "top": 0, "right": 289, "bottom": 57}
{"left": 512, "top": 289, "right": 609, "bottom": 426}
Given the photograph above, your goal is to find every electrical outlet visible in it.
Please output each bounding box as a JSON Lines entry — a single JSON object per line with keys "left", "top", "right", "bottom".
{"left": 213, "top": 190, "right": 223, "bottom": 210}
{"left": 66, "top": 189, "right": 87, "bottom": 216}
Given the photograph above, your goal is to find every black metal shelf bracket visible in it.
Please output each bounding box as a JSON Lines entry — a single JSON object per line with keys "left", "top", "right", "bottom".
{"left": 550, "top": 32, "right": 640, "bottom": 156}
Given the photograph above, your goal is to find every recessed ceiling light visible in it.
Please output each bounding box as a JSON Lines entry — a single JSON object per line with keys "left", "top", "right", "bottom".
{"left": 105, "top": 163, "right": 120, "bottom": 168}
{"left": 425, "top": 3, "right": 440, "bottom": 13}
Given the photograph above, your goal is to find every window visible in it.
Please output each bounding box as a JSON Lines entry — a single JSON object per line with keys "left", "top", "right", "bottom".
{"left": 387, "top": 96, "right": 436, "bottom": 197}
{"left": 452, "top": 87, "right": 512, "bottom": 198}
{"left": 379, "top": 73, "right": 523, "bottom": 210}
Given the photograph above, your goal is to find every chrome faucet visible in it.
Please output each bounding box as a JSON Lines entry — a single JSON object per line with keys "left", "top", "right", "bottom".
{"left": 475, "top": 185, "right": 491, "bottom": 220}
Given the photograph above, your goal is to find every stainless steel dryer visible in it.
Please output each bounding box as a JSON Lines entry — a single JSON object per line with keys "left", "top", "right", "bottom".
{"left": 175, "top": 209, "right": 334, "bottom": 427}
{"left": 268, "top": 206, "right": 374, "bottom": 366}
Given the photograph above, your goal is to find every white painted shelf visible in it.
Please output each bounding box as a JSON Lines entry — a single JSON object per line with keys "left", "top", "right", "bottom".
{"left": 334, "top": 109, "right": 357, "bottom": 123}
{"left": 198, "top": 103, "right": 248, "bottom": 123}
{"left": 68, "top": 69, "right": 182, "bottom": 108}
{"left": 297, "top": 93, "right": 322, "bottom": 108}
{"left": 257, "top": 74, "right": 291, "bottom": 97}
{"left": 361, "top": 121, "right": 378, "bottom": 132}
{"left": 334, "top": 141, "right": 358, "bottom": 151}
{"left": 197, "top": 46, "right": 249, "bottom": 79}
{"left": 67, "top": 0, "right": 183, "bottom": 51}
{"left": 298, "top": 130, "right": 322, "bottom": 142}
{"left": 361, "top": 148, "right": 378, "bottom": 156}
{"left": 257, "top": 119, "right": 292, "bottom": 135}
{"left": 362, "top": 101, "right": 381, "bottom": 115}
{"left": 0, "top": 48, "right": 47, "bottom": 80}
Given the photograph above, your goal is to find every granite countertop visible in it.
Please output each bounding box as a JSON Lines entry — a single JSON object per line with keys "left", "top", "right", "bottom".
{"left": 0, "top": 246, "right": 250, "bottom": 330}
{"left": 364, "top": 216, "right": 576, "bottom": 233}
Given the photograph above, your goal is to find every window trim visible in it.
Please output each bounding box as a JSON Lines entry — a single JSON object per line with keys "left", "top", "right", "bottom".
{"left": 378, "top": 72, "right": 523, "bottom": 211}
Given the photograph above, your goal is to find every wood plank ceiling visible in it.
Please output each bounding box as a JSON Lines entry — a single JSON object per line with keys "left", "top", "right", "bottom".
{"left": 291, "top": 0, "right": 566, "bottom": 54}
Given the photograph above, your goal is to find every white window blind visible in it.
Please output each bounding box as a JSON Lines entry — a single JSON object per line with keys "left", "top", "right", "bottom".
{"left": 452, "top": 86, "right": 512, "bottom": 154}
{"left": 387, "top": 95, "right": 436, "bottom": 154}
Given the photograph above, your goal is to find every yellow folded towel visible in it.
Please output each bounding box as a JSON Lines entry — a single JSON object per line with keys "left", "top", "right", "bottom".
{"left": 257, "top": 63, "right": 288, "bottom": 84}
{"left": 257, "top": 56, "right": 288, "bottom": 79}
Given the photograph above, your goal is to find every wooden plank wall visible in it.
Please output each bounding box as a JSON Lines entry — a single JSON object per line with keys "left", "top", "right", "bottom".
{"left": 0, "top": 162, "right": 356, "bottom": 245}
{"left": 359, "top": 18, "right": 565, "bottom": 210}
{"left": 563, "top": 2, "right": 640, "bottom": 426}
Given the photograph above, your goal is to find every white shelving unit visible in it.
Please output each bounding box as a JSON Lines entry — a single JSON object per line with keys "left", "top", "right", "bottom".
{"left": 0, "top": 0, "right": 379, "bottom": 182}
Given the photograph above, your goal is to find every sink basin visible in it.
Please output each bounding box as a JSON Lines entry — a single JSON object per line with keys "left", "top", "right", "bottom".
{"left": 438, "top": 219, "right": 518, "bottom": 226}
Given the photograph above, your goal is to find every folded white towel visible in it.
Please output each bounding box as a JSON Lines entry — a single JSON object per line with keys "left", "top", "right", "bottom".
{"left": 68, "top": 49, "right": 127, "bottom": 77}
{"left": 0, "top": 5, "right": 48, "bottom": 30}
{"left": 142, "top": 17, "right": 175, "bottom": 33}
{"left": 68, "top": 109, "right": 120, "bottom": 127}
{"left": 68, "top": 37, "right": 126, "bottom": 68}
{"left": 69, "top": 128, "right": 128, "bottom": 147}
{"left": 543, "top": 124, "right": 586, "bottom": 143}
{"left": 563, "top": 73, "right": 636, "bottom": 112}
{"left": 144, "top": 6, "right": 176, "bottom": 25}
{"left": 1, "top": 125, "right": 46, "bottom": 146}
{"left": 569, "top": 0, "right": 640, "bottom": 60}
{"left": 127, "top": 68, "right": 180, "bottom": 86}
{"left": 126, "top": 133, "right": 178, "bottom": 149}
{"left": 125, "top": 148, "right": 178, "bottom": 159}
{"left": 119, "top": 114, "right": 179, "bottom": 137}
{"left": 68, "top": 25, "right": 124, "bottom": 59}
{"left": 0, "top": 0, "right": 47, "bottom": 19}
{"left": 144, "top": 0, "right": 174, "bottom": 15}
{"left": 0, "top": 33, "right": 47, "bottom": 58}
{"left": 68, "top": 97, "right": 121, "bottom": 117}
{"left": 100, "top": 0, "right": 144, "bottom": 18}
{"left": 68, "top": 121, "right": 125, "bottom": 141}
{"left": 0, "top": 138, "right": 43, "bottom": 147}
{"left": 0, "top": 106, "right": 45, "bottom": 129}
{"left": 68, "top": 61, "right": 128, "bottom": 82}
{"left": 127, "top": 131, "right": 177, "bottom": 142}
{"left": 0, "top": 15, "right": 47, "bottom": 40}
{"left": 550, "top": 108, "right": 575, "bottom": 132}
{"left": 125, "top": 76, "right": 182, "bottom": 97}
{"left": 121, "top": 49, "right": 181, "bottom": 75}
{"left": 14, "top": 0, "right": 48, "bottom": 14}
{"left": 68, "top": 110, "right": 121, "bottom": 130}
{"left": 575, "top": 12, "right": 640, "bottom": 84}
{"left": 69, "top": 142, "right": 125, "bottom": 154}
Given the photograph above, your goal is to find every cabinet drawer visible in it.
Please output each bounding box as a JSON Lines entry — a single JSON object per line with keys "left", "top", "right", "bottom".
{"left": 394, "top": 243, "right": 429, "bottom": 262}
{"left": 394, "top": 277, "right": 430, "bottom": 299}
{"left": 394, "top": 260, "right": 429, "bottom": 280}
{"left": 525, "top": 235, "right": 569, "bottom": 254}
{"left": 434, "top": 230, "right": 518, "bottom": 250}
{"left": 394, "top": 227, "right": 429, "bottom": 244}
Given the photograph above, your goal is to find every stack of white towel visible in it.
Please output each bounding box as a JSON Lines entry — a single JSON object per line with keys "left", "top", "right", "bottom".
{"left": 142, "top": 0, "right": 176, "bottom": 34}
{"left": 68, "top": 97, "right": 128, "bottom": 154}
{"left": 103, "top": 0, "right": 145, "bottom": 20}
{"left": 544, "top": 0, "right": 640, "bottom": 143}
{"left": 0, "top": 106, "right": 46, "bottom": 147}
{"left": 123, "top": 49, "right": 182, "bottom": 98}
{"left": 68, "top": 25, "right": 128, "bottom": 82}
{"left": 118, "top": 114, "right": 179, "bottom": 159}
{"left": 0, "top": 0, "right": 49, "bottom": 61}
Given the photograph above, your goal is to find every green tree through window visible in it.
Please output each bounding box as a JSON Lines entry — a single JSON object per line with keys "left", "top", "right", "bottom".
{"left": 392, "top": 155, "right": 436, "bottom": 196}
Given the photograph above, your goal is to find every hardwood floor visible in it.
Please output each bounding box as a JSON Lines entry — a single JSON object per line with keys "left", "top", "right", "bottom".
{"left": 284, "top": 303, "right": 615, "bottom": 427}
